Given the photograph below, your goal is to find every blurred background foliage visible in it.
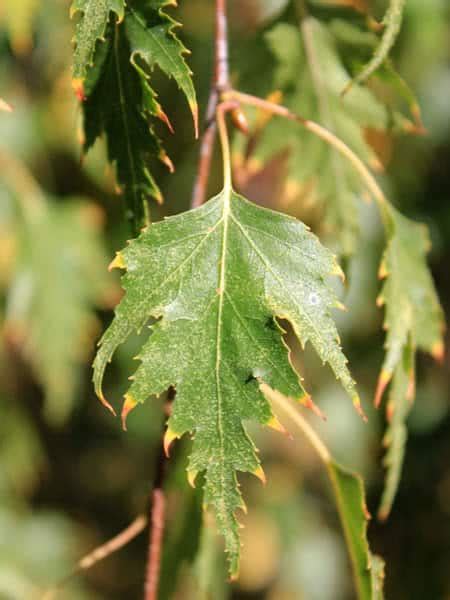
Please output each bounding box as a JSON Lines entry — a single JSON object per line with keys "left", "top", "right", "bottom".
{"left": 0, "top": 0, "right": 449, "bottom": 598}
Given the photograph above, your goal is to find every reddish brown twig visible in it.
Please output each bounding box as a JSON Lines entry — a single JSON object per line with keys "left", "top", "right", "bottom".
{"left": 42, "top": 515, "right": 148, "bottom": 599}
{"left": 191, "top": 0, "right": 230, "bottom": 208}
{"left": 144, "top": 489, "right": 166, "bottom": 600}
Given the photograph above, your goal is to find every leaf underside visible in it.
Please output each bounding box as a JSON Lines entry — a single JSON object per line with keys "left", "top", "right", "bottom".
{"left": 94, "top": 190, "right": 360, "bottom": 574}
{"left": 71, "top": 0, "right": 197, "bottom": 231}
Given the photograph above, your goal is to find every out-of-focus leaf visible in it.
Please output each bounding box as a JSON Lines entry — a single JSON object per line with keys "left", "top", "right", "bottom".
{"left": 235, "top": 19, "right": 386, "bottom": 257}
{"left": 268, "top": 387, "right": 384, "bottom": 600}
{"left": 0, "top": 507, "right": 95, "bottom": 599}
{"left": 375, "top": 205, "right": 445, "bottom": 519}
{"left": 343, "top": 0, "right": 405, "bottom": 93}
{"left": 5, "top": 200, "right": 115, "bottom": 424}
{"left": 328, "top": 460, "right": 384, "bottom": 599}
{"left": 0, "top": 402, "right": 44, "bottom": 497}
{"left": 94, "top": 188, "right": 361, "bottom": 575}
{"left": 0, "top": 0, "right": 39, "bottom": 55}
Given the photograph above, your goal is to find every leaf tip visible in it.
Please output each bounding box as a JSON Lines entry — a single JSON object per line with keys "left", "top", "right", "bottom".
{"left": 352, "top": 394, "right": 368, "bottom": 422}
{"left": 252, "top": 465, "right": 267, "bottom": 485}
{"left": 0, "top": 99, "right": 13, "bottom": 112}
{"left": 300, "top": 394, "right": 327, "bottom": 421}
{"left": 121, "top": 394, "right": 138, "bottom": 431}
{"left": 374, "top": 370, "right": 392, "bottom": 408}
{"left": 72, "top": 78, "right": 86, "bottom": 102}
{"left": 98, "top": 392, "right": 117, "bottom": 417}
{"left": 187, "top": 469, "right": 198, "bottom": 488}
{"left": 431, "top": 340, "right": 445, "bottom": 364}
{"left": 108, "top": 252, "right": 126, "bottom": 271}
{"left": 266, "top": 415, "right": 291, "bottom": 438}
{"left": 163, "top": 427, "right": 180, "bottom": 457}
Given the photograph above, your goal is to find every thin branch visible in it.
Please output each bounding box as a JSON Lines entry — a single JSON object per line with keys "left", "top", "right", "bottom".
{"left": 41, "top": 515, "right": 148, "bottom": 599}
{"left": 144, "top": 489, "right": 166, "bottom": 600}
{"left": 191, "top": 0, "right": 230, "bottom": 208}
{"left": 223, "top": 90, "right": 389, "bottom": 211}
{"left": 191, "top": 89, "right": 218, "bottom": 208}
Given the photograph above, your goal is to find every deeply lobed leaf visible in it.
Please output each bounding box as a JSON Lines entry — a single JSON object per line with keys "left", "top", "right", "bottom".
{"left": 94, "top": 189, "right": 361, "bottom": 574}
{"left": 376, "top": 205, "right": 445, "bottom": 518}
{"left": 72, "top": 0, "right": 197, "bottom": 231}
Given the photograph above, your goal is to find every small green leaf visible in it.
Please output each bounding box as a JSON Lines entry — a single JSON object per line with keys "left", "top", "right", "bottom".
{"left": 328, "top": 460, "right": 385, "bottom": 600}
{"left": 71, "top": 0, "right": 125, "bottom": 87}
{"left": 94, "top": 189, "right": 361, "bottom": 574}
{"left": 375, "top": 205, "right": 445, "bottom": 518}
{"left": 343, "top": 0, "right": 406, "bottom": 93}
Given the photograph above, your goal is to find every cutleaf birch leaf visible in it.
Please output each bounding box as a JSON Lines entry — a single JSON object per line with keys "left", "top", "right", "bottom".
{"left": 376, "top": 205, "right": 445, "bottom": 518}
{"left": 235, "top": 20, "right": 387, "bottom": 257}
{"left": 71, "top": 0, "right": 125, "bottom": 88}
{"left": 125, "top": 0, "right": 198, "bottom": 134}
{"left": 83, "top": 25, "right": 165, "bottom": 231}
{"left": 93, "top": 189, "right": 362, "bottom": 575}
{"left": 75, "top": 1, "right": 197, "bottom": 230}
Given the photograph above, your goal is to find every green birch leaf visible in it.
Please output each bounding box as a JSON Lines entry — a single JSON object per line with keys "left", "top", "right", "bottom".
{"left": 83, "top": 25, "right": 166, "bottom": 231}
{"left": 76, "top": 1, "right": 197, "bottom": 231}
{"left": 71, "top": 0, "right": 125, "bottom": 88}
{"left": 328, "top": 460, "right": 385, "bottom": 600}
{"left": 375, "top": 205, "right": 445, "bottom": 518}
{"left": 93, "top": 189, "right": 363, "bottom": 575}
{"left": 343, "top": 0, "right": 406, "bottom": 94}
{"left": 5, "top": 201, "right": 114, "bottom": 425}
{"left": 125, "top": 0, "right": 198, "bottom": 134}
{"left": 235, "top": 19, "right": 387, "bottom": 258}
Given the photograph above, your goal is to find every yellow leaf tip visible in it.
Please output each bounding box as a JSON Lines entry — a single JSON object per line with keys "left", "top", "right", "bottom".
{"left": 431, "top": 340, "right": 445, "bottom": 364}
{"left": 0, "top": 99, "right": 13, "bottom": 112}
{"left": 98, "top": 392, "right": 116, "bottom": 417}
{"left": 374, "top": 370, "right": 392, "bottom": 409}
{"left": 72, "top": 78, "right": 86, "bottom": 102}
{"left": 352, "top": 394, "right": 368, "bottom": 422}
{"left": 163, "top": 427, "right": 180, "bottom": 458}
{"left": 252, "top": 465, "right": 267, "bottom": 485}
{"left": 121, "top": 394, "right": 138, "bottom": 430}
{"left": 300, "top": 394, "right": 327, "bottom": 421}
{"left": 187, "top": 469, "right": 198, "bottom": 488}
{"left": 108, "top": 252, "right": 126, "bottom": 271}
{"left": 266, "top": 415, "right": 291, "bottom": 438}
